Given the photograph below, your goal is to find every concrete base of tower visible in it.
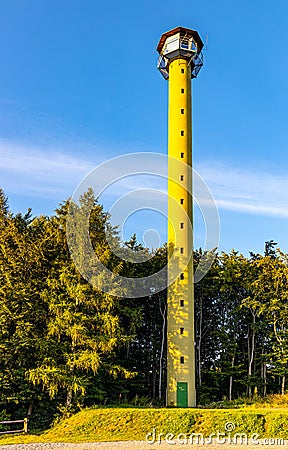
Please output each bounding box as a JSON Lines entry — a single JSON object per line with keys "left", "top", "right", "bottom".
{"left": 167, "top": 378, "right": 196, "bottom": 407}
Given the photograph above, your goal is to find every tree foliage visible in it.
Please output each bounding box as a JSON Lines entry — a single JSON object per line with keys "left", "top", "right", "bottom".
{"left": 0, "top": 187, "right": 288, "bottom": 427}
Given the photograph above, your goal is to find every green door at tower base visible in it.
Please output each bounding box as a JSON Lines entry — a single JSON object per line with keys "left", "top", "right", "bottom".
{"left": 177, "top": 382, "right": 188, "bottom": 407}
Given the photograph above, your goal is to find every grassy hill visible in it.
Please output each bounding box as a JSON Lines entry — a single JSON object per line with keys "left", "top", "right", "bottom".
{"left": 1, "top": 397, "right": 288, "bottom": 445}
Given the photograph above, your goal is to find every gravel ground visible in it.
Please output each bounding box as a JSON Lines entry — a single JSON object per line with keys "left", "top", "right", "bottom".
{"left": 0, "top": 440, "right": 287, "bottom": 450}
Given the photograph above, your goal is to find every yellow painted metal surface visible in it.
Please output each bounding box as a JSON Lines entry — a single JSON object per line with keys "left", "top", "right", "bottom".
{"left": 167, "top": 58, "right": 196, "bottom": 407}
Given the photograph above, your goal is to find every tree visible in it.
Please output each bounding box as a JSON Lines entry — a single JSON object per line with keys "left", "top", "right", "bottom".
{"left": 0, "top": 188, "right": 9, "bottom": 221}
{"left": 0, "top": 207, "right": 49, "bottom": 419}
{"left": 27, "top": 192, "right": 137, "bottom": 407}
{"left": 249, "top": 251, "right": 288, "bottom": 395}
{"left": 116, "top": 240, "right": 167, "bottom": 403}
{"left": 194, "top": 250, "right": 221, "bottom": 400}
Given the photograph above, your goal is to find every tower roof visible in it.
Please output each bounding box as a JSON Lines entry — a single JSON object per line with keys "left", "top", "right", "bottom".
{"left": 157, "top": 26, "right": 204, "bottom": 55}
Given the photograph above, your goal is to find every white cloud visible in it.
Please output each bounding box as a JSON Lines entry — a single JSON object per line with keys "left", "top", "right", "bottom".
{"left": 0, "top": 141, "right": 166, "bottom": 200}
{"left": 197, "top": 161, "right": 288, "bottom": 218}
{"left": 0, "top": 139, "right": 287, "bottom": 220}
{"left": 0, "top": 140, "right": 95, "bottom": 197}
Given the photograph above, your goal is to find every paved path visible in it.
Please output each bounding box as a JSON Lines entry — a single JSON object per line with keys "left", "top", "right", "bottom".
{"left": 0, "top": 440, "right": 288, "bottom": 450}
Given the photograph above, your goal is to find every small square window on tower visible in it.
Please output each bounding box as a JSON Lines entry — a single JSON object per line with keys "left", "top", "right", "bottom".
{"left": 181, "top": 68, "right": 185, "bottom": 74}
{"left": 180, "top": 222, "right": 184, "bottom": 229}
{"left": 180, "top": 327, "right": 184, "bottom": 335}
{"left": 181, "top": 109, "right": 184, "bottom": 114}
{"left": 180, "top": 273, "right": 184, "bottom": 280}
{"left": 180, "top": 175, "right": 184, "bottom": 181}
{"left": 180, "top": 152, "right": 184, "bottom": 158}
{"left": 180, "top": 356, "right": 185, "bottom": 364}
{"left": 180, "top": 247, "right": 184, "bottom": 254}
{"left": 181, "top": 130, "right": 184, "bottom": 136}
{"left": 181, "top": 88, "right": 185, "bottom": 93}
{"left": 180, "top": 299, "right": 184, "bottom": 307}
{"left": 180, "top": 199, "right": 184, "bottom": 204}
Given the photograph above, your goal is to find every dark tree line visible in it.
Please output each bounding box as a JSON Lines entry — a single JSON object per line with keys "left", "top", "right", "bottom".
{"left": 194, "top": 242, "right": 288, "bottom": 403}
{"left": 0, "top": 187, "right": 287, "bottom": 428}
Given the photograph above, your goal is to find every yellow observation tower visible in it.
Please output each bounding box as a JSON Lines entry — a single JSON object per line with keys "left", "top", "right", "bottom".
{"left": 157, "top": 26, "right": 204, "bottom": 407}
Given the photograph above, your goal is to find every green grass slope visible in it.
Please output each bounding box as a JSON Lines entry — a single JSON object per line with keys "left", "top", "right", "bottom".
{"left": 0, "top": 405, "right": 288, "bottom": 445}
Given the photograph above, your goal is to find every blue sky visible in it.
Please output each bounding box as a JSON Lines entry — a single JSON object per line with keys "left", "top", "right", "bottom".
{"left": 0, "top": 0, "right": 288, "bottom": 255}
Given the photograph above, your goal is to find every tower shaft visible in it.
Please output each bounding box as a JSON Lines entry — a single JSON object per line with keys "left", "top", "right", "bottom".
{"left": 157, "top": 26, "right": 203, "bottom": 408}
{"left": 167, "top": 58, "right": 196, "bottom": 407}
